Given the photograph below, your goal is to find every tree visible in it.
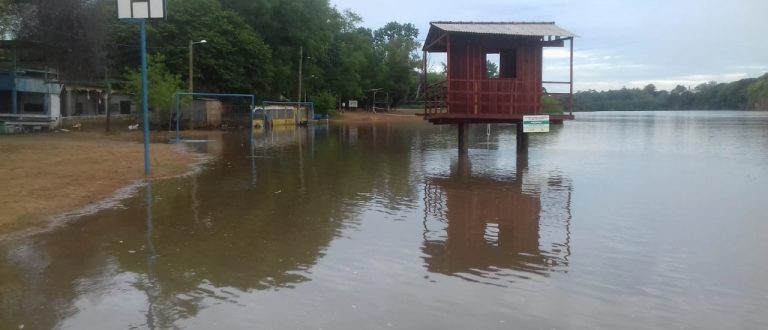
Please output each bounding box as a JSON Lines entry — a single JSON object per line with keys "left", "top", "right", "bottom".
{"left": 747, "top": 74, "right": 768, "bottom": 110}
{"left": 320, "top": 10, "right": 374, "bottom": 103}
{"left": 0, "top": 1, "right": 13, "bottom": 39}
{"left": 221, "top": 0, "right": 336, "bottom": 99}
{"left": 371, "top": 22, "right": 421, "bottom": 106}
{"left": 10, "top": 0, "right": 109, "bottom": 81}
{"left": 486, "top": 60, "right": 499, "bottom": 79}
{"left": 7, "top": 0, "right": 426, "bottom": 109}
{"left": 574, "top": 76, "right": 764, "bottom": 111}
{"left": 107, "top": 0, "right": 272, "bottom": 95}
{"left": 312, "top": 91, "right": 336, "bottom": 116}
{"left": 373, "top": 22, "right": 419, "bottom": 47}
{"left": 125, "top": 54, "right": 184, "bottom": 126}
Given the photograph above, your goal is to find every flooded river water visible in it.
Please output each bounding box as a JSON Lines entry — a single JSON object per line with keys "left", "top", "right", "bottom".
{"left": 1, "top": 111, "right": 767, "bottom": 329}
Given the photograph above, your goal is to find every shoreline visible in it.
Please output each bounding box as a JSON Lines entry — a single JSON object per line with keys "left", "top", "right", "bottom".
{"left": 0, "top": 131, "right": 205, "bottom": 236}
{"left": 0, "top": 113, "right": 423, "bottom": 237}
{"left": 330, "top": 108, "right": 425, "bottom": 123}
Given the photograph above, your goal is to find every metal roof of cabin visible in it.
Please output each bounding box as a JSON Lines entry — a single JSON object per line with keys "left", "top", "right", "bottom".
{"left": 430, "top": 21, "right": 576, "bottom": 38}
{"left": 423, "top": 21, "right": 575, "bottom": 52}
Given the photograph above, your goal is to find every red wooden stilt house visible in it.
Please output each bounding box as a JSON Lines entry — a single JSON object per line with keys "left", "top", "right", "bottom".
{"left": 422, "top": 22, "right": 576, "bottom": 125}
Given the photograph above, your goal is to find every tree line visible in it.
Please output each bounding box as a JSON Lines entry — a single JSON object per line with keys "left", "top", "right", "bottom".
{"left": 575, "top": 74, "right": 768, "bottom": 112}
{"left": 1, "top": 0, "right": 423, "bottom": 115}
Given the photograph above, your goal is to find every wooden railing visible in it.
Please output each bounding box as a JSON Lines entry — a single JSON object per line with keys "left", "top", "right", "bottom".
{"left": 425, "top": 80, "right": 448, "bottom": 115}
{"left": 424, "top": 79, "right": 574, "bottom": 116}
{"left": 447, "top": 79, "right": 541, "bottom": 115}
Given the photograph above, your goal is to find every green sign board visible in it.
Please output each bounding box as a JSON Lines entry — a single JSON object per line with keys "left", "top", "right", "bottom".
{"left": 523, "top": 115, "right": 550, "bottom": 133}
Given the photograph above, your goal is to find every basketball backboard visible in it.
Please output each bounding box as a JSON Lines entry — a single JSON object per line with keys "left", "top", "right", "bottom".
{"left": 117, "top": 0, "right": 166, "bottom": 19}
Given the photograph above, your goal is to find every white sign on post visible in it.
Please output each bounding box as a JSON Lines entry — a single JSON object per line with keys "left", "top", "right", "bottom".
{"left": 349, "top": 100, "right": 358, "bottom": 108}
{"left": 117, "top": 0, "right": 166, "bottom": 19}
{"left": 523, "top": 115, "right": 550, "bottom": 133}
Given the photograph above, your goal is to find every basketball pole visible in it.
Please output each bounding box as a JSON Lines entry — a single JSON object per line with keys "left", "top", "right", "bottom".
{"left": 140, "top": 19, "right": 151, "bottom": 176}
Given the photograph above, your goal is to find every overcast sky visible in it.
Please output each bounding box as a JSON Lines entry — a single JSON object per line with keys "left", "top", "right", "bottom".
{"left": 329, "top": 0, "right": 768, "bottom": 91}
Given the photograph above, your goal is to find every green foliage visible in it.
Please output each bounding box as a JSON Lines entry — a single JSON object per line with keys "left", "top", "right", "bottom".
{"left": 486, "top": 60, "right": 499, "bottom": 79}
{"left": 107, "top": 0, "right": 272, "bottom": 94}
{"left": 426, "top": 71, "right": 446, "bottom": 85}
{"left": 126, "top": 54, "right": 184, "bottom": 119}
{"left": 0, "top": 1, "right": 10, "bottom": 39}
{"left": 221, "top": 0, "right": 337, "bottom": 98}
{"left": 747, "top": 74, "right": 768, "bottom": 110}
{"left": 370, "top": 22, "right": 422, "bottom": 106}
{"left": 312, "top": 91, "right": 336, "bottom": 116}
{"left": 542, "top": 95, "right": 563, "bottom": 114}
{"left": 10, "top": 0, "right": 109, "bottom": 80}
{"left": 575, "top": 78, "right": 761, "bottom": 111}
{"left": 11, "top": 0, "right": 423, "bottom": 108}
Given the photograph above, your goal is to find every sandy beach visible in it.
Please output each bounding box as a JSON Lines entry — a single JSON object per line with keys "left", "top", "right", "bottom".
{"left": 331, "top": 108, "right": 425, "bottom": 123}
{"left": 0, "top": 131, "right": 198, "bottom": 234}
{"left": 0, "top": 111, "right": 422, "bottom": 235}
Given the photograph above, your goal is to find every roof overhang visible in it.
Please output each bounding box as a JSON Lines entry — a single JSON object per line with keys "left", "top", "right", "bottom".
{"left": 423, "top": 21, "right": 576, "bottom": 52}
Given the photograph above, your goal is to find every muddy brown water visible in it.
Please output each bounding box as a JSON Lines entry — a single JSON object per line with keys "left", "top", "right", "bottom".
{"left": 1, "top": 111, "right": 767, "bottom": 329}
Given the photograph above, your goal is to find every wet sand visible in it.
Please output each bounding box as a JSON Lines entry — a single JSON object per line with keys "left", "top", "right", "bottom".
{"left": 332, "top": 108, "right": 424, "bottom": 123}
{"left": 0, "top": 131, "right": 198, "bottom": 234}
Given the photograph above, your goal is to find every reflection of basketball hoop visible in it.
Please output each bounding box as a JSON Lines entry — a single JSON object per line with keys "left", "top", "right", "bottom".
{"left": 117, "top": 0, "right": 167, "bottom": 19}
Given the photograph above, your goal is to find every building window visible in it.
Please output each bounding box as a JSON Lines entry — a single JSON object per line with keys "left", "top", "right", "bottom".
{"left": 24, "top": 104, "right": 44, "bottom": 113}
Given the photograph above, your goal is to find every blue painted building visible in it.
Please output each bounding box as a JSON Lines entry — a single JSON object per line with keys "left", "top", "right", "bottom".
{"left": 0, "top": 68, "right": 63, "bottom": 129}
{"left": 1, "top": 40, "right": 62, "bottom": 130}
{"left": 0, "top": 68, "right": 62, "bottom": 113}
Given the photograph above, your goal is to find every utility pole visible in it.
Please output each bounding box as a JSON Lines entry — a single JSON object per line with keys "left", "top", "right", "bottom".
{"left": 298, "top": 46, "right": 303, "bottom": 105}
{"left": 188, "top": 39, "right": 207, "bottom": 130}
{"left": 105, "top": 63, "right": 111, "bottom": 132}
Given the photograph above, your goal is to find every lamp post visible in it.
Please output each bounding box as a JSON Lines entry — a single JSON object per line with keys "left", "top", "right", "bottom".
{"left": 188, "top": 39, "right": 206, "bottom": 130}
{"left": 188, "top": 39, "right": 207, "bottom": 93}
{"left": 297, "top": 50, "right": 312, "bottom": 99}
{"left": 297, "top": 47, "right": 310, "bottom": 124}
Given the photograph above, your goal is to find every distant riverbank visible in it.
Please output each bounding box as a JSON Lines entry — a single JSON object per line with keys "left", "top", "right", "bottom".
{"left": 0, "top": 131, "right": 201, "bottom": 235}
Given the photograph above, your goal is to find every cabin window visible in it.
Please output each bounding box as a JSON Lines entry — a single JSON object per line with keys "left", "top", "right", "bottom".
{"left": 485, "top": 53, "right": 500, "bottom": 79}
{"left": 499, "top": 49, "right": 518, "bottom": 79}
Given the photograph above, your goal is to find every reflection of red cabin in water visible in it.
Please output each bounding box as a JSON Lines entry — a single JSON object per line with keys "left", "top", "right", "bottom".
{"left": 422, "top": 22, "right": 576, "bottom": 124}
{"left": 421, "top": 157, "right": 573, "bottom": 281}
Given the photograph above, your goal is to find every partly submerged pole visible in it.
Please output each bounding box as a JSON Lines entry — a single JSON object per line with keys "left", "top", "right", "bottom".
{"left": 175, "top": 93, "right": 181, "bottom": 141}
{"left": 516, "top": 122, "right": 528, "bottom": 154}
{"left": 569, "top": 37, "right": 575, "bottom": 116}
{"left": 140, "top": 20, "right": 151, "bottom": 176}
{"left": 458, "top": 123, "right": 468, "bottom": 155}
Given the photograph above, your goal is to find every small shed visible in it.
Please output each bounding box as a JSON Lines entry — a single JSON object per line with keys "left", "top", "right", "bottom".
{"left": 422, "top": 22, "right": 575, "bottom": 124}
{"left": 191, "top": 98, "right": 223, "bottom": 128}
